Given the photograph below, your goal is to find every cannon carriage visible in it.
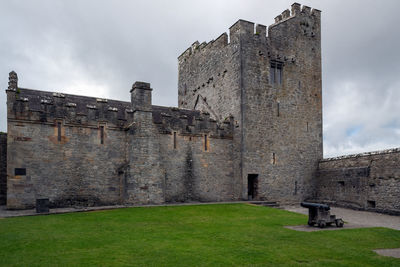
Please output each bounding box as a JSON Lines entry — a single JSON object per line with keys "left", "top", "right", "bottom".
{"left": 301, "top": 202, "right": 344, "bottom": 228}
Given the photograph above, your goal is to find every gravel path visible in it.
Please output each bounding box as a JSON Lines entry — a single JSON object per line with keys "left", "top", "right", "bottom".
{"left": 283, "top": 205, "right": 400, "bottom": 231}
{"left": 374, "top": 248, "right": 400, "bottom": 259}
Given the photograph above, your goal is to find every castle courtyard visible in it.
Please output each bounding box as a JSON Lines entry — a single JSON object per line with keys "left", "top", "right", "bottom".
{"left": 0, "top": 204, "right": 399, "bottom": 265}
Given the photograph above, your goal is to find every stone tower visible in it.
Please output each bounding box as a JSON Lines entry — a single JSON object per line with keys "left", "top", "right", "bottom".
{"left": 178, "top": 3, "right": 322, "bottom": 203}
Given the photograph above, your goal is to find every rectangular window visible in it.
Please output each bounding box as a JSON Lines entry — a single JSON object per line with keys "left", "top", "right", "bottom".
{"left": 269, "top": 61, "right": 283, "bottom": 85}
{"left": 15, "top": 168, "right": 26, "bottom": 176}
{"left": 57, "top": 122, "right": 62, "bottom": 142}
{"left": 173, "top": 132, "right": 177, "bottom": 149}
{"left": 269, "top": 65, "right": 275, "bottom": 84}
{"left": 100, "top": 126, "right": 104, "bottom": 144}
{"left": 204, "top": 135, "right": 208, "bottom": 151}
{"left": 276, "top": 65, "right": 282, "bottom": 84}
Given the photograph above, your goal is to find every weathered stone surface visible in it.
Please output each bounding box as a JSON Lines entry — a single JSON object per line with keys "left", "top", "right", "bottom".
{"left": 5, "top": 81, "right": 234, "bottom": 209}
{"left": 316, "top": 149, "right": 400, "bottom": 215}
{"left": 0, "top": 133, "right": 6, "bottom": 205}
{"left": 5, "top": 62, "right": 234, "bottom": 209}
{"left": 178, "top": 5, "right": 322, "bottom": 203}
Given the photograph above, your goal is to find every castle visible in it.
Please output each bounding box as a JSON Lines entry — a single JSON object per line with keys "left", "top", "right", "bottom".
{"left": 0, "top": 3, "right": 399, "bottom": 214}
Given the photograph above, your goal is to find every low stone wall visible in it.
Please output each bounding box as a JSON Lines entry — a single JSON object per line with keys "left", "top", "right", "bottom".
{"left": 0, "top": 133, "right": 6, "bottom": 205}
{"left": 316, "top": 148, "right": 400, "bottom": 215}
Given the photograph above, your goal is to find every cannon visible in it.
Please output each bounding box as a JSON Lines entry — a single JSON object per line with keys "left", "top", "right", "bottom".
{"left": 301, "top": 202, "right": 344, "bottom": 228}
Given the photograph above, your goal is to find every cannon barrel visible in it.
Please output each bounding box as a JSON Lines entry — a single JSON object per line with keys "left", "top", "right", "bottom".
{"left": 301, "top": 202, "right": 330, "bottom": 211}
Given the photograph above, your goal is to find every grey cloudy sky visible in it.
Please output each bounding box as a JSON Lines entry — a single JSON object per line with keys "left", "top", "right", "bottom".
{"left": 1, "top": 0, "right": 400, "bottom": 157}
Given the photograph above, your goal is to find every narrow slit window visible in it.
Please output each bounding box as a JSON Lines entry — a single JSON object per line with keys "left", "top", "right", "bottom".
{"left": 57, "top": 122, "right": 62, "bottom": 142}
{"left": 277, "top": 103, "right": 280, "bottom": 117}
{"left": 204, "top": 135, "right": 208, "bottom": 151}
{"left": 173, "top": 132, "right": 177, "bottom": 149}
{"left": 100, "top": 126, "right": 104, "bottom": 144}
{"left": 306, "top": 122, "right": 309, "bottom": 132}
{"left": 272, "top": 152, "right": 276, "bottom": 165}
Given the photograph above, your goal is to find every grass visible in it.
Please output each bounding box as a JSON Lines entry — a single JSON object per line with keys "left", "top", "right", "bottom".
{"left": 0, "top": 204, "right": 399, "bottom": 266}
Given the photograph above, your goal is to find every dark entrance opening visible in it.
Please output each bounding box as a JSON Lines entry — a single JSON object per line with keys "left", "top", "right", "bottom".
{"left": 248, "top": 174, "right": 258, "bottom": 200}
{"left": 367, "top": 200, "right": 376, "bottom": 208}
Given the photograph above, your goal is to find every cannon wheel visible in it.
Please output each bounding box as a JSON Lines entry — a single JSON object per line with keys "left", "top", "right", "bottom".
{"left": 335, "top": 219, "right": 344, "bottom": 228}
{"left": 318, "top": 220, "right": 326, "bottom": 228}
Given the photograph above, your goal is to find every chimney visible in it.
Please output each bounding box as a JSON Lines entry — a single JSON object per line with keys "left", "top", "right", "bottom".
{"left": 8, "top": 71, "right": 18, "bottom": 91}
{"left": 130, "top": 81, "right": 152, "bottom": 112}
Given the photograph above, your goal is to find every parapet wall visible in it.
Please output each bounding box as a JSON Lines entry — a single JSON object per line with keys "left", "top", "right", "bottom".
{"left": 7, "top": 87, "right": 133, "bottom": 129}
{"left": 316, "top": 148, "right": 400, "bottom": 215}
{"left": 6, "top": 71, "right": 232, "bottom": 139}
{"left": 152, "top": 106, "right": 233, "bottom": 138}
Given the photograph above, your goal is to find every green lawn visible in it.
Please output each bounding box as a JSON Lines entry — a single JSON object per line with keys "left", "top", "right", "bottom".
{"left": 0, "top": 204, "right": 399, "bottom": 266}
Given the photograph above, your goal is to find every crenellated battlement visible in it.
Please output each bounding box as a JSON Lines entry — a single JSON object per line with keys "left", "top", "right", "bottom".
{"left": 178, "top": 3, "right": 320, "bottom": 63}
{"left": 321, "top": 147, "right": 400, "bottom": 162}
{"left": 178, "top": 31, "right": 229, "bottom": 62}
{"left": 6, "top": 72, "right": 233, "bottom": 138}
{"left": 273, "top": 3, "right": 321, "bottom": 25}
{"left": 152, "top": 106, "right": 233, "bottom": 138}
{"left": 6, "top": 86, "right": 134, "bottom": 128}
{"left": 178, "top": 20, "right": 253, "bottom": 63}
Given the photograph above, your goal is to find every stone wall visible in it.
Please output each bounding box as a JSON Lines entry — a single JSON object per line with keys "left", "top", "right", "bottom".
{"left": 5, "top": 76, "right": 234, "bottom": 209}
{"left": 160, "top": 131, "right": 235, "bottom": 203}
{"left": 153, "top": 104, "right": 235, "bottom": 202}
{"left": 178, "top": 31, "right": 243, "bottom": 200}
{"left": 316, "top": 149, "right": 400, "bottom": 215}
{"left": 6, "top": 121, "right": 127, "bottom": 209}
{"left": 0, "top": 133, "right": 6, "bottom": 205}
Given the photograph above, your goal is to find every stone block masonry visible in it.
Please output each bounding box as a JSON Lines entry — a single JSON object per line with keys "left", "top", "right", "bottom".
{"left": 5, "top": 72, "right": 234, "bottom": 209}
{"left": 178, "top": 3, "right": 322, "bottom": 203}
{"left": 316, "top": 148, "right": 400, "bottom": 215}
{"left": 0, "top": 133, "right": 6, "bottom": 205}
